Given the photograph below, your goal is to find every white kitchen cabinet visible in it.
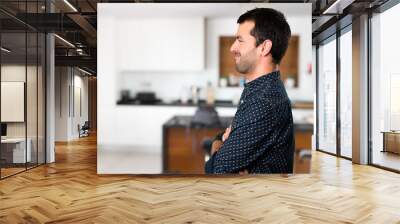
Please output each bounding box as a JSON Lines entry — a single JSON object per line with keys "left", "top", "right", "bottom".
{"left": 110, "top": 105, "right": 236, "bottom": 149}
{"left": 117, "top": 18, "right": 205, "bottom": 71}
{"left": 97, "top": 105, "right": 236, "bottom": 174}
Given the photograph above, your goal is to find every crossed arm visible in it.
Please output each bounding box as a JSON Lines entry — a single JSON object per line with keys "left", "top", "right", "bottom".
{"left": 207, "top": 126, "right": 248, "bottom": 175}
{"left": 204, "top": 100, "right": 287, "bottom": 174}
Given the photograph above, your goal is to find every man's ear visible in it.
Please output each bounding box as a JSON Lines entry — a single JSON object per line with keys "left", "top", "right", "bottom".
{"left": 260, "top": 39, "right": 272, "bottom": 57}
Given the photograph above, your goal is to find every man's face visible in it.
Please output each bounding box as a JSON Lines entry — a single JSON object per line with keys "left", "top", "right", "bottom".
{"left": 230, "top": 21, "right": 258, "bottom": 74}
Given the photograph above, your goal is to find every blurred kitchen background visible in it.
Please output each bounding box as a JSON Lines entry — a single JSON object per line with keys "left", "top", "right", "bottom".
{"left": 97, "top": 3, "right": 314, "bottom": 174}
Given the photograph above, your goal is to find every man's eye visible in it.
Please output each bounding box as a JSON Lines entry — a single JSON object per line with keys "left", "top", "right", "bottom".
{"left": 238, "top": 40, "right": 243, "bottom": 43}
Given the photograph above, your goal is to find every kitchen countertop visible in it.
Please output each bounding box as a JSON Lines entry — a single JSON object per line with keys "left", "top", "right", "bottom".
{"left": 294, "top": 123, "right": 313, "bottom": 132}
{"left": 163, "top": 116, "right": 233, "bottom": 129}
{"left": 117, "top": 99, "right": 314, "bottom": 109}
{"left": 117, "top": 99, "right": 236, "bottom": 108}
{"left": 163, "top": 115, "right": 313, "bottom": 132}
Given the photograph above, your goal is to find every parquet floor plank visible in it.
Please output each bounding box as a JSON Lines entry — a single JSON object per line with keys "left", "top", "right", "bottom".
{"left": 1, "top": 135, "right": 399, "bottom": 223}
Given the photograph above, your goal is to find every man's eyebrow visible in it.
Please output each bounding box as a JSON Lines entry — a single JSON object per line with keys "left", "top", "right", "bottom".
{"left": 236, "top": 35, "right": 243, "bottom": 40}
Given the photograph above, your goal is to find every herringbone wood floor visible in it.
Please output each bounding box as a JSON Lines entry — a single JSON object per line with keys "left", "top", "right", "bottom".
{"left": 1, "top": 134, "right": 400, "bottom": 223}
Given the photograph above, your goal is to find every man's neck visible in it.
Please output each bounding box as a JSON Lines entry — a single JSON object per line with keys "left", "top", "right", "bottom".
{"left": 245, "top": 64, "right": 277, "bottom": 82}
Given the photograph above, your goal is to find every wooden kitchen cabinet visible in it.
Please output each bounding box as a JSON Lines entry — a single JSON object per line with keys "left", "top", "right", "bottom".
{"left": 295, "top": 131, "right": 312, "bottom": 151}
{"left": 219, "top": 35, "right": 299, "bottom": 87}
{"left": 294, "top": 129, "right": 313, "bottom": 173}
{"left": 164, "top": 127, "right": 224, "bottom": 174}
{"left": 162, "top": 116, "right": 232, "bottom": 174}
{"left": 382, "top": 131, "right": 400, "bottom": 154}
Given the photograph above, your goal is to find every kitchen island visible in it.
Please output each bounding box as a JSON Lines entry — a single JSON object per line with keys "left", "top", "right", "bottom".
{"left": 98, "top": 103, "right": 313, "bottom": 174}
{"left": 162, "top": 116, "right": 232, "bottom": 174}
{"left": 162, "top": 115, "right": 313, "bottom": 174}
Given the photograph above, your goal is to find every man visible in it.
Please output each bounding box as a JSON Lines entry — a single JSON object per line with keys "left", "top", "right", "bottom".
{"left": 205, "top": 8, "right": 295, "bottom": 174}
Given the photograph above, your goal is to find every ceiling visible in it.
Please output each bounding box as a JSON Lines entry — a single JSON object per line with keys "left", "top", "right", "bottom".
{"left": 0, "top": 0, "right": 392, "bottom": 75}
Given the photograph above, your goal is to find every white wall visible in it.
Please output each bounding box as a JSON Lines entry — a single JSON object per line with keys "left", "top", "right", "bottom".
{"left": 55, "top": 67, "right": 68, "bottom": 141}
{"left": 118, "top": 17, "right": 239, "bottom": 102}
{"left": 72, "top": 73, "right": 89, "bottom": 137}
{"left": 55, "top": 67, "right": 89, "bottom": 141}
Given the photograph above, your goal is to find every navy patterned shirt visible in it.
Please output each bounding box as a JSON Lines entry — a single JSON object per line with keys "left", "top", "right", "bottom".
{"left": 205, "top": 71, "right": 295, "bottom": 174}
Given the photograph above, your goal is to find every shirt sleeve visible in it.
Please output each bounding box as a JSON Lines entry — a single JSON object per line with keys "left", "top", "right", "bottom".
{"left": 204, "top": 154, "right": 215, "bottom": 174}
{"left": 211, "top": 99, "right": 288, "bottom": 174}
{"left": 204, "top": 131, "right": 225, "bottom": 174}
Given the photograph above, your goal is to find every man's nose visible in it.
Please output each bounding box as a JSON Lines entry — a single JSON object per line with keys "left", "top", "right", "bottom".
{"left": 230, "top": 40, "right": 238, "bottom": 53}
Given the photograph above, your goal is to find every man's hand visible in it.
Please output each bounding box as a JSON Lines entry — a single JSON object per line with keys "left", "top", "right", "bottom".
{"left": 211, "top": 126, "right": 232, "bottom": 155}
{"left": 211, "top": 140, "right": 223, "bottom": 155}
{"left": 222, "top": 126, "right": 231, "bottom": 142}
{"left": 239, "top": 170, "right": 249, "bottom": 175}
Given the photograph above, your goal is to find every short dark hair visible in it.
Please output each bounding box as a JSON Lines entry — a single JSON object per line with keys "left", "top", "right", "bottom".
{"left": 237, "top": 8, "right": 291, "bottom": 64}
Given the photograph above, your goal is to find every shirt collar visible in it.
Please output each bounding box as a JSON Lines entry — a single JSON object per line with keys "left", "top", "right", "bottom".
{"left": 243, "top": 70, "right": 280, "bottom": 90}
